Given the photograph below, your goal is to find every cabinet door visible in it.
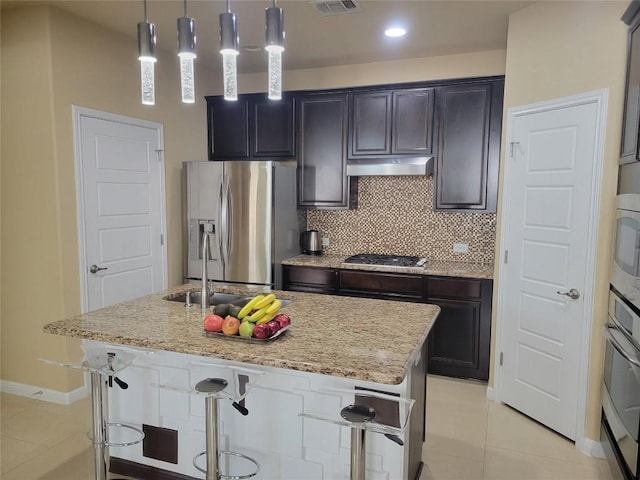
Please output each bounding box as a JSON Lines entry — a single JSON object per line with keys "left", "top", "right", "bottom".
{"left": 207, "top": 96, "right": 249, "bottom": 159}
{"left": 434, "top": 81, "right": 502, "bottom": 212}
{"left": 392, "top": 88, "right": 434, "bottom": 154}
{"left": 425, "top": 277, "right": 492, "bottom": 381}
{"left": 349, "top": 91, "right": 392, "bottom": 157}
{"left": 621, "top": 14, "right": 640, "bottom": 165}
{"left": 427, "top": 297, "right": 488, "bottom": 380}
{"left": 297, "top": 93, "right": 352, "bottom": 209}
{"left": 252, "top": 95, "right": 295, "bottom": 158}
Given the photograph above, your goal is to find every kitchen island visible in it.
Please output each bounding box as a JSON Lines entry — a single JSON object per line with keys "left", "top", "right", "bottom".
{"left": 43, "top": 284, "right": 439, "bottom": 480}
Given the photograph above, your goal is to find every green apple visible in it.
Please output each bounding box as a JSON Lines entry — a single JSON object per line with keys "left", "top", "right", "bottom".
{"left": 238, "top": 321, "right": 255, "bottom": 338}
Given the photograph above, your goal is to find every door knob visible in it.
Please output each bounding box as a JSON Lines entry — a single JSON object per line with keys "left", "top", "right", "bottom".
{"left": 556, "top": 288, "right": 580, "bottom": 300}
{"left": 90, "top": 264, "right": 108, "bottom": 274}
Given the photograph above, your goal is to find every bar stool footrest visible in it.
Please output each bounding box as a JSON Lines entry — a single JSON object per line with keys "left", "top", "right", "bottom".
{"left": 193, "top": 450, "right": 260, "bottom": 479}
{"left": 87, "top": 422, "right": 145, "bottom": 447}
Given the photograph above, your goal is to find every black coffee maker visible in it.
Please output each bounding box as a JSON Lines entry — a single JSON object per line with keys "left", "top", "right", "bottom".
{"left": 300, "top": 230, "right": 321, "bottom": 255}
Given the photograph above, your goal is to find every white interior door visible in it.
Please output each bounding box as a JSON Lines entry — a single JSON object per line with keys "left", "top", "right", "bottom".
{"left": 74, "top": 107, "right": 167, "bottom": 312}
{"left": 497, "top": 92, "right": 605, "bottom": 442}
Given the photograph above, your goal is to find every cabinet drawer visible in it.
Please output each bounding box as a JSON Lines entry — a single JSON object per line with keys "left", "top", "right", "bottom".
{"left": 339, "top": 270, "right": 423, "bottom": 298}
{"left": 427, "top": 277, "right": 482, "bottom": 299}
{"left": 283, "top": 266, "right": 337, "bottom": 288}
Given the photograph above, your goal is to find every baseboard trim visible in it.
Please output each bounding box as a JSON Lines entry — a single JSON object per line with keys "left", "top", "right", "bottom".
{"left": 580, "top": 437, "right": 606, "bottom": 458}
{"left": 486, "top": 385, "right": 495, "bottom": 401}
{"left": 110, "top": 457, "right": 199, "bottom": 480}
{"left": 0, "top": 379, "right": 87, "bottom": 405}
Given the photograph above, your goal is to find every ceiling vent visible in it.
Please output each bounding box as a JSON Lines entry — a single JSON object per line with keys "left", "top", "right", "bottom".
{"left": 310, "top": 0, "right": 361, "bottom": 16}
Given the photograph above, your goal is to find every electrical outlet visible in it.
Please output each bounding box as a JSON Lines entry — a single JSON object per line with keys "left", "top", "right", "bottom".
{"left": 453, "top": 243, "right": 469, "bottom": 254}
{"left": 321, "top": 237, "right": 330, "bottom": 247}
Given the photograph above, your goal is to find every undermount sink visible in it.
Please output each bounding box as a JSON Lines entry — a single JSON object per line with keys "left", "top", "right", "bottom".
{"left": 164, "top": 292, "right": 245, "bottom": 306}
{"left": 164, "top": 291, "right": 293, "bottom": 308}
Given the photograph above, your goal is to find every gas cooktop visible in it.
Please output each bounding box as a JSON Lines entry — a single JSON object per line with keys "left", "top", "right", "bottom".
{"left": 343, "top": 254, "right": 428, "bottom": 268}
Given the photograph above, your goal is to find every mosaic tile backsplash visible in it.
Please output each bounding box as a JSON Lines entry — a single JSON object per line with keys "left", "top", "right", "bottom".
{"left": 307, "top": 176, "right": 496, "bottom": 264}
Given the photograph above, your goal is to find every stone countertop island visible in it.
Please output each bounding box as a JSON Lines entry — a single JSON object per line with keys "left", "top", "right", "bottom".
{"left": 44, "top": 283, "right": 440, "bottom": 385}
{"left": 43, "top": 284, "right": 439, "bottom": 480}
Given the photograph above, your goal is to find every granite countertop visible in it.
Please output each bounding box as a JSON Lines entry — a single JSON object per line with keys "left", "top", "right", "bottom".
{"left": 43, "top": 284, "right": 439, "bottom": 385}
{"left": 282, "top": 254, "right": 495, "bottom": 280}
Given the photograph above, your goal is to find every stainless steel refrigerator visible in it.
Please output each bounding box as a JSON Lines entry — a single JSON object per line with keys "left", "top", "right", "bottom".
{"left": 184, "top": 160, "right": 300, "bottom": 289}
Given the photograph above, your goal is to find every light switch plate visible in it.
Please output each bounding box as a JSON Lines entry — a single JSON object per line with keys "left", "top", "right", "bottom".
{"left": 322, "top": 237, "right": 330, "bottom": 247}
{"left": 453, "top": 243, "right": 469, "bottom": 253}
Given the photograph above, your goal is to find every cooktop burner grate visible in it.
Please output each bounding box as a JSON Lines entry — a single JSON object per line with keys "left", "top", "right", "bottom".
{"left": 343, "top": 254, "right": 427, "bottom": 267}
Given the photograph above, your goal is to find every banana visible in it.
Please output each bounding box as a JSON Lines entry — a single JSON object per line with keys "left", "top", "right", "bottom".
{"left": 237, "top": 295, "right": 265, "bottom": 320}
{"left": 266, "top": 299, "right": 281, "bottom": 315}
{"left": 256, "top": 309, "right": 277, "bottom": 324}
{"left": 248, "top": 306, "right": 269, "bottom": 323}
{"left": 254, "top": 293, "right": 276, "bottom": 310}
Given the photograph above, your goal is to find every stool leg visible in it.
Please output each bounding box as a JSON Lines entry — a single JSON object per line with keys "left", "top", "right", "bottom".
{"left": 350, "top": 427, "right": 366, "bottom": 480}
{"left": 204, "top": 396, "right": 219, "bottom": 480}
{"left": 90, "top": 371, "right": 108, "bottom": 480}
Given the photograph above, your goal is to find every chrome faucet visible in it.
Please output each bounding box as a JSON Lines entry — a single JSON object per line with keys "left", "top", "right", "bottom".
{"left": 201, "top": 226, "right": 213, "bottom": 310}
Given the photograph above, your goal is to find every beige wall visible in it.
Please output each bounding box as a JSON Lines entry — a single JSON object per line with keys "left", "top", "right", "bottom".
{"left": 240, "top": 49, "right": 506, "bottom": 92}
{"left": 1, "top": 5, "right": 215, "bottom": 392}
{"left": 495, "top": 1, "right": 627, "bottom": 441}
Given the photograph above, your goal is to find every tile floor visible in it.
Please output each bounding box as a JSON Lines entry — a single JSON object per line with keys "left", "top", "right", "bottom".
{"left": 0, "top": 375, "right": 614, "bottom": 480}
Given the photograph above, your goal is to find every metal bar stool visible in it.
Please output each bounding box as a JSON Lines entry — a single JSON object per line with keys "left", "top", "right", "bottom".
{"left": 154, "top": 362, "right": 264, "bottom": 480}
{"left": 40, "top": 344, "right": 147, "bottom": 480}
{"left": 300, "top": 387, "right": 415, "bottom": 480}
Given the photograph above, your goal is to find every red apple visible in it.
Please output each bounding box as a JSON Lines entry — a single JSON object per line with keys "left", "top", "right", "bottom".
{"left": 204, "top": 314, "right": 224, "bottom": 333}
{"left": 252, "top": 323, "right": 270, "bottom": 339}
{"left": 266, "top": 320, "right": 281, "bottom": 337}
{"left": 273, "top": 313, "right": 291, "bottom": 329}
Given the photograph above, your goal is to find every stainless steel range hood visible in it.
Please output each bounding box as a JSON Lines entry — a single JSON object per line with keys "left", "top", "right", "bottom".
{"left": 346, "top": 156, "right": 433, "bottom": 176}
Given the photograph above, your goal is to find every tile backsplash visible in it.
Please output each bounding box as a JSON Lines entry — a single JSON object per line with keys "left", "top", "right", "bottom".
{"left": 307, "top": 176, "right": 496, "bottom": 264}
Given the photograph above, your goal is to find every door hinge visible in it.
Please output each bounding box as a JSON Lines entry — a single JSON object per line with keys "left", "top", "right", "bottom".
{"left": 509, "top": 141, "right": 520, "bottom": 158}
{"left": 160, "top": 234, "right": 164, "bottom": 246}
{"left": 155, "top": 149, "right": 164, "bottom": 161}
{"left": 504, "top": 250, "right": 508, "bottom": 264}
{"left": 500, "top": 352, "right": 504, "bottom": 366}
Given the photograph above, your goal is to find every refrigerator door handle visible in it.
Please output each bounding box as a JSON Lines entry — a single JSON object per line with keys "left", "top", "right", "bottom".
{"left": 226, "top": 178, "right": 233, "bottom": 264}
{"left": 218, "top": 178, "right": 226, "bottom": 267}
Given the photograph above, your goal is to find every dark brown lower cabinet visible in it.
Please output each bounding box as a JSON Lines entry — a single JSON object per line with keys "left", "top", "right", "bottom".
{"left": 282, "top": 265, "right": 492, "bottom": 381}
{"left": 426, "top": 277, "right": 492, "bottom": 381}
{"left": 282, "top": 264, "right": 338, "bottom": 294}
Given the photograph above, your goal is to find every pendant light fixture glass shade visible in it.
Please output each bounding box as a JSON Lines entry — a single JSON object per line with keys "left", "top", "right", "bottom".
{"left": 219, "top": 5, "right": 239, "bottom": 101}
{"left": 138, "top": 20, "right": 156, "bottom": 105}
{"left": 265, "top": 3, "right": 284, "bottom": 100}
{"left": 137, "top": 0, "right": 156, "bottom": 106}
{"left": 177, "top": 14, "right": 196, "bottom": 103}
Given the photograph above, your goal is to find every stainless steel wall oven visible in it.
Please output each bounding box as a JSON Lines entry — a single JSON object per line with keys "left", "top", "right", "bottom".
{"left": 603, "top": 194, "right": 640, "bottom": 480}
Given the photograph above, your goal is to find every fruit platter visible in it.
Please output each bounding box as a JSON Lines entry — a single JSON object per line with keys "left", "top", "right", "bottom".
{"left": 203, "top": 293, "right": 291, "bottom": 343}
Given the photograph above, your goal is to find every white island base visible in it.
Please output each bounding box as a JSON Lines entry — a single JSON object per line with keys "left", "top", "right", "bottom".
{"left": 99, "top": 341, "right": 427, "bottom": 480}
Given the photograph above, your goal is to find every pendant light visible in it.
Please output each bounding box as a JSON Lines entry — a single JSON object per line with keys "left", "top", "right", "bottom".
{"left": 219, "top": 0, "right": 239, "bottom": 101}
{"left": 177, "top": 1, "right": 196, "bottom": 104}
{"left": 137, "top": 0, "right": 156, "bottom": 105}
{"left": 265, "top": 0, "right": 284, "bottom": 100}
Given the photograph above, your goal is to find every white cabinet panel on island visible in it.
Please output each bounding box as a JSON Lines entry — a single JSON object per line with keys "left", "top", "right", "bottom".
{"left": 43, "top": 285, "right": 438, "bottom": 479}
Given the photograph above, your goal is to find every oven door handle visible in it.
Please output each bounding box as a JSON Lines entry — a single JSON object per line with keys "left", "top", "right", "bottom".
{"left": 604, "top": 323, "right": 640, "bottom": 367}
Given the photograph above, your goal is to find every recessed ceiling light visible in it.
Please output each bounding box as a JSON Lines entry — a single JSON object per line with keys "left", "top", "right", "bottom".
{"left": 242, "top": 45, "right": 262, "bottom": 52}
{"left": 385, "top": 27, "right": 406, "bottom": 38}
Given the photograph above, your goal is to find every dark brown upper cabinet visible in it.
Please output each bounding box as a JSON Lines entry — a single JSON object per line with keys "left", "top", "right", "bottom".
{"left": 621, "top": 4, "right": 640, "bottom": 165}
{"left": 297, "top": 92, "right": 356, "bottom": 209}
{"left": 348, "top": 88, "right": 434, "bottom": 158}
{"left": 206, "top": 93, "right": 295, "bottom": 160}
{"left": 434, "top": 80, "right": 503, "bottom": 213}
